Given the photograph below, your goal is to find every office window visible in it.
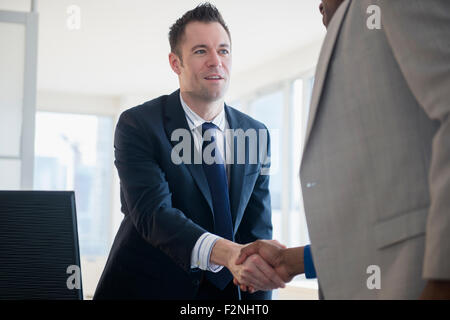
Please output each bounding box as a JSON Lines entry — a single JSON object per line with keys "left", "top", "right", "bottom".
{"left": 249, "top": 90, "right": 283, "bottom": 209}
{"left": 33, "top": 112, "right": 113, "bottom": 257}
{"left": 248, "top": 90, "right": 283, "bottom": 241}
{"left": 291, "top": 77, "right": 314, "bottom": 247}
{"left": 242, "top": 75, "right": 316, "bottom": 248}
{"left": 241, "top": 74, "right": 318, "bottom": 295}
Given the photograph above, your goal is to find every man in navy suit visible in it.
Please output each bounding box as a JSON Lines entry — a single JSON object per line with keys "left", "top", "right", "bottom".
{"left": 93, "top": 3, "right": 284, "bottom": 300}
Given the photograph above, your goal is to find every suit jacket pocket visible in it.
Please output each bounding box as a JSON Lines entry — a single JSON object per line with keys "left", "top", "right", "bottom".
{"left": 374, "top": 207, "right": 428, "bottom": 249}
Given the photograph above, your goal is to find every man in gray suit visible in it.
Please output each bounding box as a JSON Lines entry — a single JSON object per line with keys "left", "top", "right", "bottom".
{"left": 236, "top": 0, "right": 450, "bottom": 299}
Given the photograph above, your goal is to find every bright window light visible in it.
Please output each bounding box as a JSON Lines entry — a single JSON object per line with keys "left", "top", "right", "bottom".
{"left": 33, "top": 111, "right": 113, "bottom": 257}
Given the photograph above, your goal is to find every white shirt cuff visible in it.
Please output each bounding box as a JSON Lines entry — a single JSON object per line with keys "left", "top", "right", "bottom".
{"left": 190, "top": 232, "right": 224, "bottom": 272}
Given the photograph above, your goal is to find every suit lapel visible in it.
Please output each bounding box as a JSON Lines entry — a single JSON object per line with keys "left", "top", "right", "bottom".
{"left": 164, "top": 93, "right": 247, "bottom": 232}
{"left": 225, "top": 105, "right": 245, "bottom": 230}
{"left": 163, "top": 90, "right": 214, "bottom": 214}
{"left": 302, "top": 0, "right": 350, "bottom": 158}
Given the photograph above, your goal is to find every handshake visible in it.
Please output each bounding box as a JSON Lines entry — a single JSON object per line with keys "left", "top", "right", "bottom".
{"left": 211, "top": 239, "right": 306, "bottom": 293}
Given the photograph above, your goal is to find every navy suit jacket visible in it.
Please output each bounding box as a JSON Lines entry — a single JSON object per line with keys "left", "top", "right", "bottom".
{"left": 93, "top": 90, "right": 272, "bottom": 300}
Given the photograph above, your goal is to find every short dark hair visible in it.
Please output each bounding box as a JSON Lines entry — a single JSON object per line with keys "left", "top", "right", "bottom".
{"left": 169, "top": 3, "right": 231, "bottom": 59}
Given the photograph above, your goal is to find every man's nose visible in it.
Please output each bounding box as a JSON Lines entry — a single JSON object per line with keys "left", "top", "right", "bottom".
{"left": 207, "top": 51, "right": 222, "bottom": 68}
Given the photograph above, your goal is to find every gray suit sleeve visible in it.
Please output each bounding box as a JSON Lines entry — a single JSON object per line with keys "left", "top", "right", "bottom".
{"left": 379, "top": 0, "right": 450, "bottom": 279}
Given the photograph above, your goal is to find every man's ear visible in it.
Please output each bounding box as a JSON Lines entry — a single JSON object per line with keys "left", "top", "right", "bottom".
{"left": 169, "top": 52, "right": 182, "bottom": 75}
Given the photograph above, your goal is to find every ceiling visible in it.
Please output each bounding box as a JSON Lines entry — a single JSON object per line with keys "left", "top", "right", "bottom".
{"left": 1, "top": 0, "right": 325, "bottom": 96}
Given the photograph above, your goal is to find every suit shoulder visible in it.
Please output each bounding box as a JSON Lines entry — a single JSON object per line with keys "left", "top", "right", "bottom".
{"left": 117, "top": 95, "right": 171, "bottom": 131}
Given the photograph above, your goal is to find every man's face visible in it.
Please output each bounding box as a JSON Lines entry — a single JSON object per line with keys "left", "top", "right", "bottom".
{"left": 170, "top": 21, "right": 232, "bottom": 102}
{"left": 319, "top": 0, "right": 345, "bottom": 28}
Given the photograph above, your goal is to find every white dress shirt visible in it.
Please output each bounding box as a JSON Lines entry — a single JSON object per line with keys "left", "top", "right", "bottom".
{"left": 179, "top": 93, "right": 231, "bottom": 273}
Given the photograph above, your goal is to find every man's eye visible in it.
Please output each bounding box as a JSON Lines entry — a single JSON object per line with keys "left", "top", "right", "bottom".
{"left": 194, "top": 49, "right": 206, "bottom": 54}
{"left": 220, "top": 49, "right": 229, "bottom": 55}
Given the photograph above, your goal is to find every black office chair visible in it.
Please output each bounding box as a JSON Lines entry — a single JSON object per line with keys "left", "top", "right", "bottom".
{"left": 0, "top": 191, "right": 83, "bottom": 300}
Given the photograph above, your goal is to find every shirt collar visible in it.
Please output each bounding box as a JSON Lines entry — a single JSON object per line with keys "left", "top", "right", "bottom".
{"left": 180, "top": 93, "right": 226, "bottom": 132}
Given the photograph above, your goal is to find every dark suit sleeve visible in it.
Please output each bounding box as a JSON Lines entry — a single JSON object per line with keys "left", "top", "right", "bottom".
{"left": 114, "top": 110, "right": 207, "bottom": 272}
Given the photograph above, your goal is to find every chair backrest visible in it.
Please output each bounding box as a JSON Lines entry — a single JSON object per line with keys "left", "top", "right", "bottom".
{"left": 0, "top": 191, "right": 83, "bottom": 300}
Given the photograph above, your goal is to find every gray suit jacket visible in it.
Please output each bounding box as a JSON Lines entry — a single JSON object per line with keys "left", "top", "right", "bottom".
{"left": 300, "top": 0, "right": 450, "bottom": 299}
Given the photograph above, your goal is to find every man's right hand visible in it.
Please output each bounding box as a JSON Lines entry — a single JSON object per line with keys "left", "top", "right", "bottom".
{"left": 235, "top": 240, "right": 305, "bottom": 289}
{"left": 210, "top": 238, "right": 286, "bottom": 292}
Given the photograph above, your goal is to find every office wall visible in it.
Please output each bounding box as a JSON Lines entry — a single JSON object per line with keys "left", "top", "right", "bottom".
{"left": 0, "top": 9, "right": 38, "bottom": 190}
{"left": 228, "top": 40, "right": 323, "bottom": 102}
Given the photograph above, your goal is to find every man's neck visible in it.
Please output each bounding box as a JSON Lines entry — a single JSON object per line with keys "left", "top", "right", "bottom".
{"left": 180, "top": 91, "right": 224, "bottom": 121}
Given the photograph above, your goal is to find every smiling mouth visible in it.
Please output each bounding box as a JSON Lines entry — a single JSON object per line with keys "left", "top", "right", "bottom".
{"left": 204, "top": 75, "right": 224, "bottom": 80}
